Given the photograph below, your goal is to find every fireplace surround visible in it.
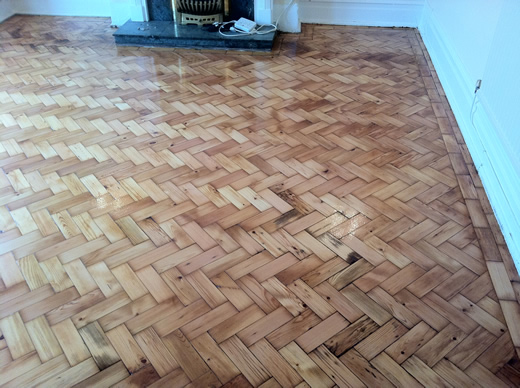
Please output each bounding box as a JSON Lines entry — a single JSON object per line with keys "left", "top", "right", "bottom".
{"left": 113, "top": 0, "right": 277, "bottom": 50}
{"left": 146, "top": 0, "right": 254, "bottom": 23}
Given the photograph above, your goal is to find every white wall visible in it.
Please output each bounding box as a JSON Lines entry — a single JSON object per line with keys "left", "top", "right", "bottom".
{"left": 420, "top": 0, "right": 520, "bottom": 268}
{"left": 0, "top": 0, "right": 15, "bottom": 22}
{"left": 299, "top": 0, "right": 424, "bottom": 27}
{"left": 15, "top": 0, "right": 111, "bottom": 17}
{"left": 274, "top": 0, "right": 300, "bottom": 32}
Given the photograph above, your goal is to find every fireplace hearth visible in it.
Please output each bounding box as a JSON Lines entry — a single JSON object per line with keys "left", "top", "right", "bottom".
{"left": 113, "top": 0, "right": 275, "bottom": 51}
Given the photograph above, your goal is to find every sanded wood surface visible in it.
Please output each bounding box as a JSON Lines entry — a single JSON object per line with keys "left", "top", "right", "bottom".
{"left": 0, "top": 15, "right": 520, "bottom": 387}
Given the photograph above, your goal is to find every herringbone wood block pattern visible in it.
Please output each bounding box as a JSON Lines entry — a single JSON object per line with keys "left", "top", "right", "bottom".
{"left": 1, "top": 15, "right": 519, "bottom": 387}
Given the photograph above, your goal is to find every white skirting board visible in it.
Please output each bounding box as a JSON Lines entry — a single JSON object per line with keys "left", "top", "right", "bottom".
{"left": 419, "top": 5, "right": 520, "bottom": 267}
{"left": 299, "top": 0, "right": 424, "bottom": 27}
{"left": 0, "top": 0, "right": 16, "bottom": 22}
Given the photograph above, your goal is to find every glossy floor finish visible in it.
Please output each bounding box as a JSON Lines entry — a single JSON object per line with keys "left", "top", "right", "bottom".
{"left": 1, "top": 15, "right": 520, "bottom": 388}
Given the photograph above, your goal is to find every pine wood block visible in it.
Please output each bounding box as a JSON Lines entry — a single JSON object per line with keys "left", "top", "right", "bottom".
{"left": 134, "top": 327, "right": 179, "bottom": 377}
{"left": 192, "top": 332, "right": 241, "bottom": 384}
{"left": 39, "top": 256, "right": 74, "bottom": 292}
{"left": 293, "top": 230, "right": 337, "bottom": 262}
{"left": 450, "top": 293, "right": 507, "bottom": 336}
{"left": 106, "top": 324, "right": 149, "bottom": 373}
{"left": 52, "top": 210, "right": 81, "bottom": 239}
{"left": 73, "top": 212, "right": 103, "bottom": 241}
{"left": 353, "top": 260, "right": 400, "bottom": 293}
{"left": 161, "top": 266, "right": 202, "bottom": 306}
{"left": 209, "top": 304, "right": 265, "bottom": 343}
{"left": 394, "top": 289, "right": 449, "bottom": 331}
{"left": 98, "top": 294, "right": 157, "bottom": 332}
{"left": 466, "top": 361, "right": 510, "bottom": 388}
{"left": 18, "top": 254, "right": 48, "bottom": 290}
{"left": 324, "top": 314, "right": 379, "bottom": 357}
{"left": 379, "top": 263, "right": 426, "bottom": 296}
{"left": 237, "top": 306, "right": 294, "bottom": 347}
{"left": 328, "top": 258, "right": 374, "bottom": 290}
{"left": 287, "top": 279, "right": 335, "bottom": 319}
{"left": 52, "top": 318, "right": 90, "bottom": 366}
{"left": 432, "top": 358, "right": 480, "bottom": 387}
{"left": 2, "top": 354, "right": 69, "bottom": 388}
{"left": 115, "top": 216, "right": 149, "bottom": 245}
{"left": 0, "top": 352, "right": 42, "bottom": 386}
{"left": 73, "top": 361, "right": 130, "bottom": 388}
{"left": 250, "top": 338, "right": 303, "bottom": 388}
{"left": 341, "top": 285, "right": 392, "bottom": 325}
{"left": 185, "top": 370, "right": 222, "bottom": 388}
{"left": 162, "top": 329, "right": 210, "bottom": 381}
{"left": 385, "top": 321, "right": 436, "bottom": 364}
{"left": 138, "top": 218, "right": 172, "bottom": 246}
{"left": 227, "top": 251, "right": 275, "bottom": 281}
{"left": 422, "top": 292, "right": 479, "bottom": 334}
{"left": 445, "top": 326, "right": 496, "bottom": 370}
{"left": 136, "top": 265, "right": 175, "bottom": 303}
{"left": 152, "top": 244, "right": 203, "bottom": 274}
{"left": 487, "top": 261, "right": 516, "bottom": 301}
{"left": 339, "top": 349, "right": 394, "bottom": 388}
{"left": 204, "top": 224, "right": 240, "bottom": 254}
{"left": 125, "top": 296, "right": 184, "bottom": 335}
{"left": 402, "top": 355, "right": 451, "bottom": 387}
{"left": 87, "top": 261, "right": 123, "bottom": 297}
{"left": 313, "top": 281, "right": 364, "bottom": 323}
{"left": 10, "top": 207, "right": 38, "bottom": 235}
{"left": 371, "top": 352, "right": 423, "bottom": 388}
{"left": 111, "top": 263, "right": 148, "bottom": 300}
{"left": 406, "top": 265, "right": 451, "bottom": 298}
{"left": 295, "top": 312, "right": 349, "bottom": 353}
{"left": 220, "top": 336, "right": 271, "bottom": 387}
{"left": 499, "top": 300, "right": 520, "bottom": 347}
{"left": 277, "top": 342, "right": 331, "bottom": 388}
{"left": 186, "top": 269, "right": 227, "bottom": 308}
{"left": 266, "top": 308, "right": 322, "bottom": 350}
{"left": 309, "top": 345, "right": 365, "bottom": 388}
{"left": 0, "top": 252, "right": 25, "bottom": 287}
{"left": 177, "top": 246, "right": 226, "bottom": 276}
{"left": 38, "top": 358, "right": 100, "bottom": 388}
{"left": 414, "top": 323, "right": 466, "bottom": 367}
{"left": 367, "top": 286, "right": 421, "bottom": 328}
{"left": 180, "top": 301, "right": 238, "bottom": 340}
{"left": 261, "top": 277, "right": 306, "bottom": 317}
{"left": 147, "top": 368, "right": 190, "bottom": 388}
{"left": 63, "top": 259, "right": 98, "bottom": 295}
{"left": 0, "top": 313, "right": 35, "bottom": 359}
{"left": 25, "top": 316, "right": 62, "bottom": 362}
{"left": 211, "top": 271, "right": 254, "bottom": 311}
{"left": 79, "top": 321, "right": 120, "bottom": 370}
{"left": 354, "top": 318, "right": 408, "bottom": 360}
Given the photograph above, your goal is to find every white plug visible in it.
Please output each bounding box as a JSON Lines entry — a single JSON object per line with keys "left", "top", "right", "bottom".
{"left": 234, "top": 17, "right": 256, "bottom": 33}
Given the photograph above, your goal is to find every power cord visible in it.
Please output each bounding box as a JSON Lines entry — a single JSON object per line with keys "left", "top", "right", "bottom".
{"left": 218, "top": 0, "right": 296, "bottom": 37}
{"left": 469, "top": 80, "right": 483, "bottom": 171}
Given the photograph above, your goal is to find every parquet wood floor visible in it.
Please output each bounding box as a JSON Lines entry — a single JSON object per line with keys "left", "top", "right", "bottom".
{"left": 1, "top": 15, "right": 520, "bottom": 387}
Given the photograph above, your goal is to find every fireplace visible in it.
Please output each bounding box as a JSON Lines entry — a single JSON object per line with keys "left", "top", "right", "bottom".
{"left": 176, "top": 0, "right": 223, "bottom": 25}
{"left": 147, "top": 0, "right": 254, "bottom": 24}
{"left": 113, "top": 0, "right": 275, "bottom": 51}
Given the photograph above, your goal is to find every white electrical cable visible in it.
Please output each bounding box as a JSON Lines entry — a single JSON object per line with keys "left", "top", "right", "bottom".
{"left": 218, "top": 0, "right": 296, "bottom": 37}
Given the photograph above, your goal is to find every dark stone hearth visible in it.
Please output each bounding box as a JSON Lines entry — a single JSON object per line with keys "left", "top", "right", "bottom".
{"left": 148, "top": 0, "right": 173, "bottom": 21}
{"left": 114, "top": 21, "right": 275, "bottom": 51}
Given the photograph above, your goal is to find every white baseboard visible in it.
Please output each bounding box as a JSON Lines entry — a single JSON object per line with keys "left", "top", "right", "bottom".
{"left": 420, "top": 5, "right": 520, "bottom": 268}
{"left": 16, "top": 0, "right": 111, "bottom": 17}
{"left": 0, "top": 0, "right": 16, "bottom": 23}
{"left": 299, "top": 0, "right": 424, "bottom": 27}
